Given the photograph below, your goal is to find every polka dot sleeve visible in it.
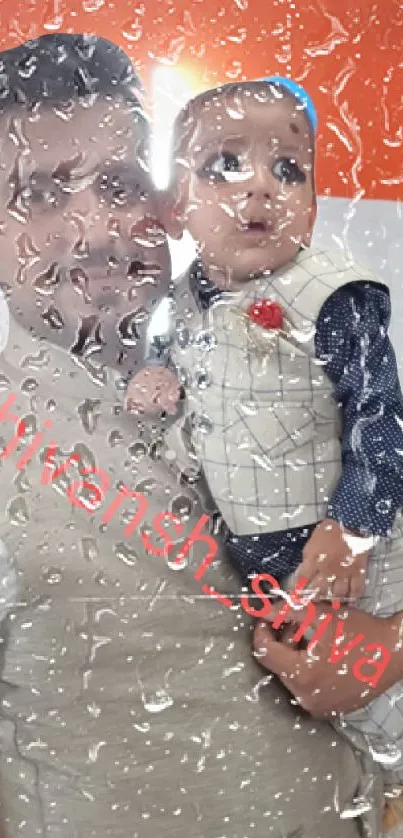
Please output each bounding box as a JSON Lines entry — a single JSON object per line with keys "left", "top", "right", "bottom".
{"left": 315, "top": 280, "right": 403, "bottom": 536}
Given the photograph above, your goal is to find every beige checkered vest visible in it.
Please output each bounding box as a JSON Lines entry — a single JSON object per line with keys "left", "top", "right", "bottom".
{"left": 166, "top": 248, "right": 376, "bottom": 535}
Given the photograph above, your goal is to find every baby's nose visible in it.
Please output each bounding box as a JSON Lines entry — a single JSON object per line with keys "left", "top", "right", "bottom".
{"left": 245, "top": 161, "right": 273, "bottom": 200}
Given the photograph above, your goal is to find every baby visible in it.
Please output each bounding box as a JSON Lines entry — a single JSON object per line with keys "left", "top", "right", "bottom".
{"left": 127, "top": 76, "right": 403, "bottom": 601}
{"left": 126, "top": 77, "right": 403, "bottom": 789}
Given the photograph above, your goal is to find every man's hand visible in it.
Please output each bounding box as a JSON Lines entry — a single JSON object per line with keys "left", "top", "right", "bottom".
{"left": 252, "top": 600, "right": 402, "bottom": 717}
{"left": 294, "top": 518, "right": 370, "bottom": 601}
{"left": 125, "top": 366, "right": 181, "bottom": 416}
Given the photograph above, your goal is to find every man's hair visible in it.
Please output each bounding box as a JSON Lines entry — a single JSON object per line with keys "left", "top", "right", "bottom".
{"left": 0, "top": 33, "right": 145, "bottom": 123}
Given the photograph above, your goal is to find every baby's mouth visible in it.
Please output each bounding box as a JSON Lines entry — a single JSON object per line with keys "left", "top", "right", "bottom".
{"left": 238, "top": 219, "right": 272, "bottom": 234}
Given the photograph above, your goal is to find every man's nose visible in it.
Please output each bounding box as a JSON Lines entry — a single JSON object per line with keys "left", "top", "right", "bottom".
{"left": 66, "top": 190, "right": 133, "bottom": 250}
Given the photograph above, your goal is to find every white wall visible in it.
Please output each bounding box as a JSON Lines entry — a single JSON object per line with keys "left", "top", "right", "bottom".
{"left": 313, "top": 197, "right": 402, "bottom": 371}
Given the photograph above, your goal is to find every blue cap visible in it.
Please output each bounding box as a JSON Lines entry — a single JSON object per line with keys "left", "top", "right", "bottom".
{"left": 261, "top": 76, "right": 318, "bottom": 133}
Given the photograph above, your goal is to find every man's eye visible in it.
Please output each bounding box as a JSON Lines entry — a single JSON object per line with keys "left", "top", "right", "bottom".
{"left": 98, "top": 173, "right": 142, "bottom": 207}
{"left": 200, "top": 151, "right": 249, "bottom": 183}
{"left": 99, "top": 174, "right": 125, "bottom": 204}
{"left": 272, "top": 157, "right": 306, "bottom": 185}
{"left": 23, "top": 181, "right": 59, "bottom": 208}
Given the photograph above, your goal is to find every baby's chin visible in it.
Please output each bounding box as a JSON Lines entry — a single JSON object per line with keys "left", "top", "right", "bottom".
{"left": 225, "top": 256, "right": 282, "bottom": 284}
{"left": 229, "top": 243, "right": 304, "bottom": 281}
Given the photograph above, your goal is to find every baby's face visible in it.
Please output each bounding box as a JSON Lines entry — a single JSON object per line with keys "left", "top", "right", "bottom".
{"left": 173, "top": 88, "right": 316, "bottom": 285}
{"left": 0, "top": 97, "right": 171, "bottom": 373}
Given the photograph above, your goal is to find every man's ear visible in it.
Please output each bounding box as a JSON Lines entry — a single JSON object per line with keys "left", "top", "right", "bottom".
{"left": 158, "top": 189, "right": 185, "bottom": 241}
{"left": 303, "top": 199, "right": 317, "bottom": 247}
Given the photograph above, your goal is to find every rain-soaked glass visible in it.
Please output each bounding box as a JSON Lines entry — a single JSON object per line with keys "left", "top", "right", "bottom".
{"left": 0, "top": 4, "right": 401, "bottom": 838}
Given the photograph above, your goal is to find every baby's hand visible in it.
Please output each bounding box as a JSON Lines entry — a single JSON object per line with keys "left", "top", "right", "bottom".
{"left": 294, "top": 518, "right": 370, "bottom": 602}
{"left": 125, "top": 367, "right": 181, "bottom": 416}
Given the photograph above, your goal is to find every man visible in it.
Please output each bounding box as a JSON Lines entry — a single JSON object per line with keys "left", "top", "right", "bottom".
{"left": 0, "top": 33, "right": 384, "bottom": 837}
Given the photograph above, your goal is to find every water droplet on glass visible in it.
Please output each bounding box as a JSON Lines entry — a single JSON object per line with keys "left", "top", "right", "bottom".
{"left": 194, "top": 330, "right": 217, "bottom": 352}
{"left": 82, "top": 0, "right": 105, "bottom": 10}
{"left": 149, "top": 439, "right": 163, "bottom": 460}
{"left": 114, "top": 542, "right": 138, "bottom": 567}
{"left": 42, "top": 567, "right": 63, "bottom": 585}
{"left": 129, "top": 441, "right": 147, "bottom": 461}
{"left": 34, "top": 264, "right": 61, "bottom": 296}
{"left": 87, "top": 701, "right": 102, "bottom": 718}
{"left": 7, "top": 189, "right": 30, "bottom": 223}
{"left": 74, "top": 443, "right": 96, "bottom": 472}
{"left": 135, "top": 478, "right": 156, "bottom": 497}
{"left": 15, "top": 233, "right": 40, "bottom": 284}
{"left": 88, "top": 741, "right": 106, "bottom": 763}
{"left": 70, "top": 267, "right": 91, "bottom": 302}
{"left": 74, "top": 484, "right": 103, "bottom": 514}
{"left": 141, "top": 689, "right": 174, "bottom": 713}
{"left": 171, "top": 495, "right": 193, "bottom": 521}
{"left": 122, "top": 18, "right": 143, "bottom": 42}
{"left": 176, "top": 327, "right": 193, "bottom": 349}
{"left": 246, "top": 675, "right": 273, "bottom": 702}
{"left": 194, "top": 368, "right": 212, "bottom": 390}
{"left": 375, "top": 499, "right": 392, "bottom": 516}
{"left": 117, "top": 309, "right": 148, "bottom": 347}
{"left": 0, "top": 74, "right": 9, "bottom": 99}
{"left": 7, "top": 495, "right": 29, "bottom": 525}
{"left": 43, "top": 9, "right": 64, "bottom": 31}
{"left": 340, "top": 796, "right": 373, "bottom": 819}
{"left": 368, "top": 741, "right": 402, "bottom": 766}
{"left": 18, "top": 55, "right": 38, "bottom": 79}
{"left": 80, "top": 537, "right": 99, "bottom": 561}
{"left": 109, "top": 429, "right": 124, "bottom": 447}
{"left": 75, "top": 34, "right": 98, "bottom": 60}
{"left": 19, "top": 413, "right": 37, "bottom": 437}
{"left": 193, "top": 413, "right": 214, "bottom": 434}
{"left": 166, "top": 552, "right": 188, "bottom": 571}
{"left": 227, "top": 26, "right": 247, "bottom": 44}
{"left": 21, "top": 349, "right": 50, "bottom": 370}
{"left": 0, "top": 374, "right": 11, "bottom": 391}
{"left": 238, "top": 395, "right": 259, "bottom": 416}
{"left": 77, "top": 398, "right": 101, "bottom": 435}
{"left": 210, "top": 512, "right": 224, "bottom": 537}
{"left": 134, "top": 721, "right": 150, "bottom": 733}
{"left": 21, "top": 377, "right": 38, "bottom": 394}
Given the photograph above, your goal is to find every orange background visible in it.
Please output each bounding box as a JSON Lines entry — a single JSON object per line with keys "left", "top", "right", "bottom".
{"left": 0, "top": 0, "right": 401, "bottom": 200}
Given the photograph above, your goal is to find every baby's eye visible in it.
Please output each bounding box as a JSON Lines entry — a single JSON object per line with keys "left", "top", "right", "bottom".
{"left": 272, "top": 157, "right": 306, "bottom": 185}
{"left": 199, "top": 151, "right": 250, "bottom": 183}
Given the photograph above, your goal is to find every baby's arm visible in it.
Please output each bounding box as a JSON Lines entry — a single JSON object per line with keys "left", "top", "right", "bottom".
{"left": 294, "top": 518, "right": 372, "bottom": 601}
{"left": 125, "top": 296, "right": 182, "bottom": 416}
{"left": 295, "top": 280, "right": 403, "bottom": 601}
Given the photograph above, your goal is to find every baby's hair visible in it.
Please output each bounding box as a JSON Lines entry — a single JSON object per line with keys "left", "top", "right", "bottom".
{"left": 0, "top": 33, "right": 146, "bottom": 128}
{"left": 169, "top": 78, "right": 316, "bottom": 191}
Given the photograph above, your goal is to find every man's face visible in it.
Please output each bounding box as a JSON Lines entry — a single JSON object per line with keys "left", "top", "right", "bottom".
{"left": 0, "top": 97, "right": 171, "bottom": 373}
{"left": 172, "top": 87, "right": 316, "bottom": 286}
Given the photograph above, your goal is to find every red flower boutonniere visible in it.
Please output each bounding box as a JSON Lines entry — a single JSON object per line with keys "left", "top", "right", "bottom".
{"left": 247, "top": 300, "right": 284, "bottom": 330}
